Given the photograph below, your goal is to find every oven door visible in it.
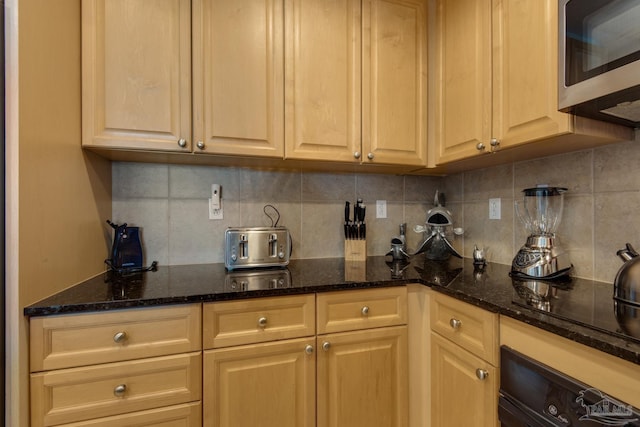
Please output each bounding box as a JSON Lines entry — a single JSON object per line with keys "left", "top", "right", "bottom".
{"left": 499, "top": 346, "right": 640, "bottom": 426}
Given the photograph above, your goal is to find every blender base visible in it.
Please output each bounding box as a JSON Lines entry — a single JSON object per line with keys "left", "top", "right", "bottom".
{"left": 511, "top": 243, "right": 573, "bottom": 280}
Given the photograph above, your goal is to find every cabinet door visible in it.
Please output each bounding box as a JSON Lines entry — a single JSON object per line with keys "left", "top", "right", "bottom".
{"left": 433, "top": 0, "right": 492, "bottom": 164}
{"left": 204, "top": 338, "right": 316, "bottom": 427}
{"left": 492, "top": 0, "right": 571, "bottom": 149}
{"left": 82, "top": 0, "right": 191, "bottom": 152}
{"left": 284, "top": 0, "right": 362, "bottom": 162}
{"left": 193, "top": 0, "right": 285, "bottom": 157}
{"left": 363, "top": 0, "right": 427, "bottom": 167}
{"left": 317, "top": 326, "right": 408, "bottom": 427}
{"left": 431, "top": 332, "right": 497, "bottom": 427}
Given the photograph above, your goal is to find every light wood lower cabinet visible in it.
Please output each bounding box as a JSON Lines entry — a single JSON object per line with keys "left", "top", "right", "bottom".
{"left": 29, "top": 305, "right": 202, "bottom": 427}
{"left": 317, "top": 326, "right": 408, "bottom": 427}
{"left": 429, "top": 293, "right": 499, "bottom": 427}
{"left": 204, "top": 338, "right": 316, "bottom": 427}
{"left": 203, "top": 287, "right": 408, "bottom": 427}
{"left": 431, "top": 332, "right": 497, "bottom": 427}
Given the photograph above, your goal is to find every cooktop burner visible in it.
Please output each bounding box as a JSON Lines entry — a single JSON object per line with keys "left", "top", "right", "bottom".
{"left": 511, "top": 277, "right": 640, "bottom": 344}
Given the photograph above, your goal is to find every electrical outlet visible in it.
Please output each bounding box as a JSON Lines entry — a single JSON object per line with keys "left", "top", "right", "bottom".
{"left": 489, "top": 198, "right": 501, "bottom": 220}
{"left": 376, "top": 200, "right": 387, "bottom": 218}
{"left": 209, "top": 198, "right": 223, "bottom": 220}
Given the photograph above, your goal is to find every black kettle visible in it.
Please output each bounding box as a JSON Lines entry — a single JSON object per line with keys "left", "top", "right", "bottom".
{"left": 106, "top": 220, "right": 144, "bottom": 272}
{"left": 613, "top": 243, "right": 640, "bottom": 306}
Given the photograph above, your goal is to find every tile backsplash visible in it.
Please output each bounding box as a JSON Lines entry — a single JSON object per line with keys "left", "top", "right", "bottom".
{"left": 112, "top": 164, "right": 444, "bottom": 266}
{"left": 113, "top": 130, "right": 639, "bottom": 284}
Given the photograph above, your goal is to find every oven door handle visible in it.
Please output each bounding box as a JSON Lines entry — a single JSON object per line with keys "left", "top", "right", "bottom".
{"left": 498, "top": 394, "right": 556, "bottom": 427}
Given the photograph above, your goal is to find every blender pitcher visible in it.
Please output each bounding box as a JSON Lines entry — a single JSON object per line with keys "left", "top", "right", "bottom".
{"left": 511, "top": 186, "right": 572, "bottom": 279}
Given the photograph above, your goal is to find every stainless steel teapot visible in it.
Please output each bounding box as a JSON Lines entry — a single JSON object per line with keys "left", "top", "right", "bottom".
{"left": 614, "top": 243, "right": 640, "bottom": 306}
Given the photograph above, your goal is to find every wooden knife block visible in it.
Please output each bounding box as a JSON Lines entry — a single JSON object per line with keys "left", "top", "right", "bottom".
{"left": 344, "top": 239, "right": 367, "bottom": 262}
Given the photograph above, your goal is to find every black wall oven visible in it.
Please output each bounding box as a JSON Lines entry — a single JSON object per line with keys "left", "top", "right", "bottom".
{"left": 499, "top": 346, "right": 640, "bottom": 426}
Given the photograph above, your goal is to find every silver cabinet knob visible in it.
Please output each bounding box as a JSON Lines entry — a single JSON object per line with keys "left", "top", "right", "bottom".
{"left": 354, "top": 151, "right": 361, "bottom": 159}
{"left": 449, "top": 318, "right": 462, "bottom": 330}
{"left": 305, "top": 345, "right": 314, "bottom": 355}
{"left": 490, "top": 138, "right": 500, "bottom": 147}
{"left": 196, "top": 141, "right": 205, "bottom": 150}
{"left": 177, "top": 138, "right": 187, "bottom": 148}
{"left": 476, "top": 369, "right": 489, "bottom": 380}
{"left": 367, "top": 152, "right": 374, "bottom": 160}
{"left": 322, "top": 341, "right": 331, "bottom": 351}
{"left": 361, "top": 306, "right": 370, "bottom": 316}
{"left": 476, "top": 142, "right": 485, "bottom": 151}
{"left": 113, "top": 331, "right": 127, "bottom": 344}
{"left": 258, "top": 317, "right": 268, "bottom": 329}
{"left": 114, "top": 384, "right": 127, "bottom": 397}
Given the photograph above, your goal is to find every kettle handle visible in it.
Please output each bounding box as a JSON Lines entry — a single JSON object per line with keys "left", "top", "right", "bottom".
{"left": 617, "top": 243, "right": 638, "bottom": 262}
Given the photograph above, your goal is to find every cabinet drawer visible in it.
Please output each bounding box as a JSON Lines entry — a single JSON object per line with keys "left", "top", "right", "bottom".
{"left": 30, "top": 304, "right": 202, "bottom": 372}
{"left": 30, "top": 352, "right": 202, "bottom": 427}
{"left": 430, "top": 293, "right": 498, "bottom": 365}
{"left": 317, "top": 287, "right": 407, "bottom": 334}
{"left": 203, "top": 294, "right": 315, "bottom": 348}
{"left": 57, "top": 402, "right": 201, "bottom": 427}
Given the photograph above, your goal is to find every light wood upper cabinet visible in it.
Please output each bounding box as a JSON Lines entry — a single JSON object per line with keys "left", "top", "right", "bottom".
{"left": 433, "top": 0, "right": 572, "bottom": 165}
{"left": 193, "top": 0, "right": 285, "bottom": 157}
{"left": 433, "top": 0, "right": 491, "bottom": 164}
{"left": 492, "top": 0, "right": 571, "bottom": 149}
{"left": 82, "top": 0, "right": 192, "bottom": 152}
{"left": 363, "top": 0, "right": 427, "bottom": 166}
{"left": 285, "top": 0, "right": 427, "bottom": 167}
{"left": 284, "top": 0, "right": 362, "bottom": 163}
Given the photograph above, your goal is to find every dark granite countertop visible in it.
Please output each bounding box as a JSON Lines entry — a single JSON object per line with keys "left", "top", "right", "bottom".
{"left": 24, "top": 255, "right": 640, "bottom": 366}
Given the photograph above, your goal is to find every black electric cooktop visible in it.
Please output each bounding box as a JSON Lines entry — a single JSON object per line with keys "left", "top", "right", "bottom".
{"left": 511, "top": 277, "right": 640, "bottom": 345}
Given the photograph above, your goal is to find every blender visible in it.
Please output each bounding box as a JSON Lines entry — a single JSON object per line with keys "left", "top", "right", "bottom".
{"left": 511, "top": 186, "right": 572, "bottom": 279}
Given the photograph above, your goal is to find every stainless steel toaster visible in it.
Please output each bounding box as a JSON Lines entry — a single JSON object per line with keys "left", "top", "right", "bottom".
{"left": 224, "top": 227, "right": 291, "bottom": 270}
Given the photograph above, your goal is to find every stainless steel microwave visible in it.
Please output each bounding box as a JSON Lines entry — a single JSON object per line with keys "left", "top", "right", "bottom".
{"left": 558, "top": 0, "right": 640, "bottom": 128}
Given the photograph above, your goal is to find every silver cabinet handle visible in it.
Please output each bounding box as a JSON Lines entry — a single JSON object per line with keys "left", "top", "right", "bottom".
{"left": 196, "top": 141, "right": 205, "bottom": 150}
{"left": 258, "top": 317, "right": 267, "bottom": 329}
{"left": 476, "top": 369, "right": 489, "bottom": 381}
{"left": 113, "top": 331, "right": 127, "bottom": 344}
{"left": 177, "top": 138, "right": 187, "bottom": 148}
{"left": 354, "top": 151, "right": 361, "bottom": 159}
{"left": 361, "top": 306, "right": 370, "bottom": 316}
{"left": 367, "top": 152, "right": 374, "bottom": 160}
{"left": 449, "top": 318, "right": 462, "bottom": 330}
{"left": 114, "top": 384, "right": 127, "bottom": 397}
{"left": 322, "top": 341, "right": 331, "bottom": 351}
{"left": 476, "top": 142, "right": 485, "bottom": 151}
{"left": 490, "top": 138, "right": 500, "bottom": 147}
{"left": 305, "top": 345, "right": 314, "bottom": 355}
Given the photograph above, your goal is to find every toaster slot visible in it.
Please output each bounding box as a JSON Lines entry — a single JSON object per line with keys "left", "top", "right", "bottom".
{"left": 239, "top": 234, "right": 248, "bottom": 259}
{"left": 269, "top": 233, "right": 278, "bottom": 258}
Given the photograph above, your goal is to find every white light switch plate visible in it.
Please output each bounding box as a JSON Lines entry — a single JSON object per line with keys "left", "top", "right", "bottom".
{"left": 489, "top": 198, "right": 501, "bottom": 220}
{"left": 376, "top": 200, "right": 387, "bottom": 218}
